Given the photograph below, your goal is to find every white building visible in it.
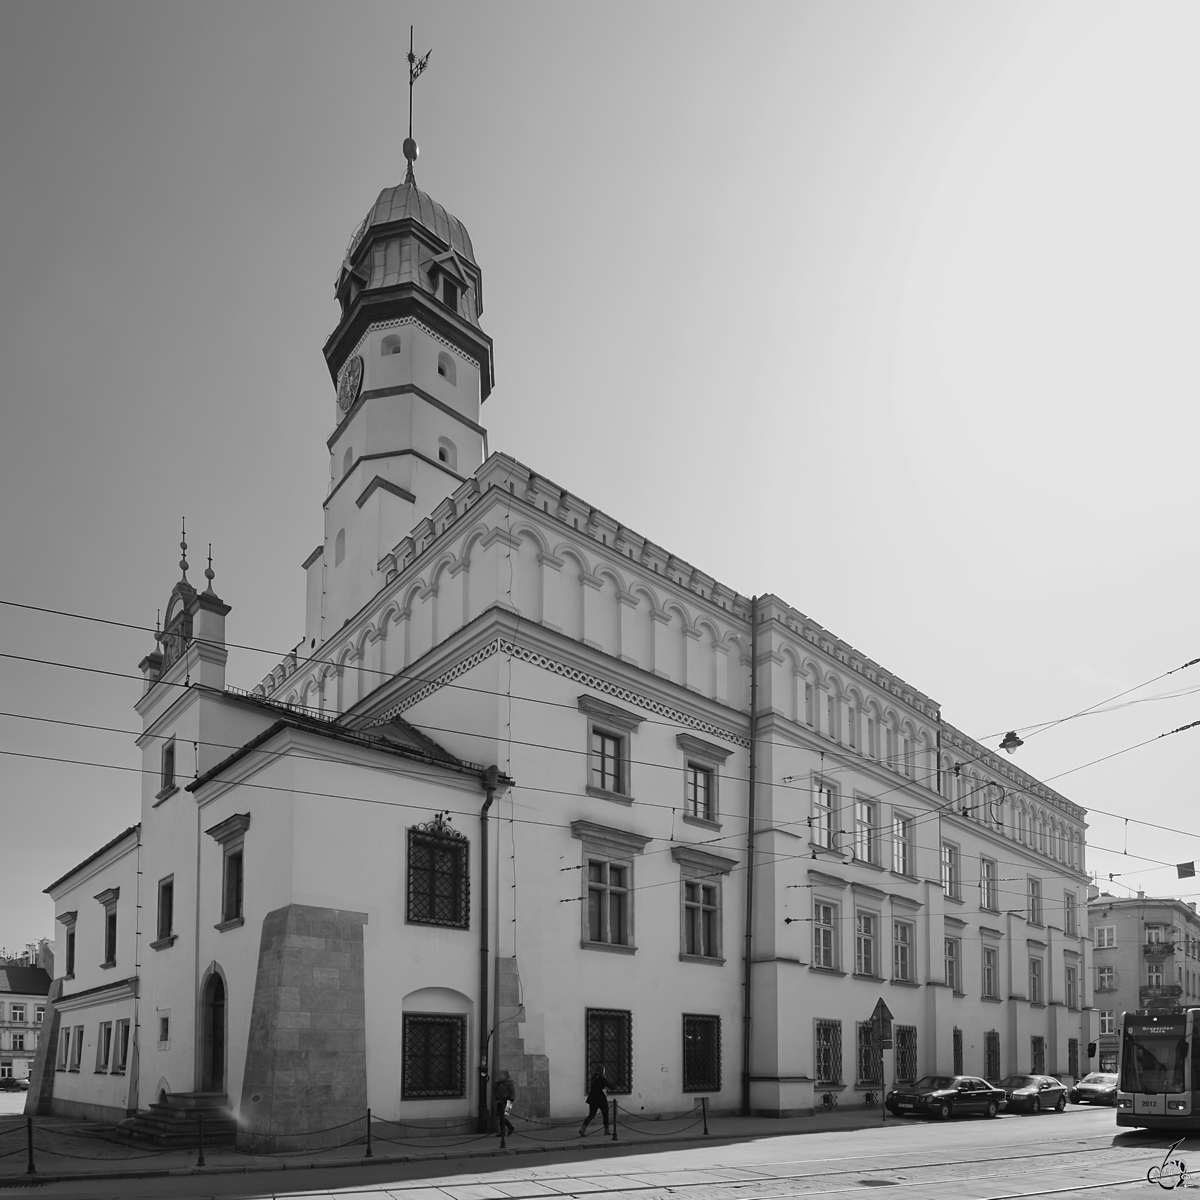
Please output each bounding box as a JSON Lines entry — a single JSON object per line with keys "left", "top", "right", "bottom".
{"left": 0, "top": 965, "right": 50, "bottom": 1083}
{"left": 28, "top": 151, "right": 1093, "bottom": 1142}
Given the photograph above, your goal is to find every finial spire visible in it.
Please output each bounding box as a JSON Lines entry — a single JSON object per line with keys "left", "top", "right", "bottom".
{"left": 179, "top": 518, "right": 189, "bottom": 582}
{"left": 204, "top": 543, "right": 217, "bottom": 595}
{"left": 404, "top": 25, "right": 431, "bottom": 185}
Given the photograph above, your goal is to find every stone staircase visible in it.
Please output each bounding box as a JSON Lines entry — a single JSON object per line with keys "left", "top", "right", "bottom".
{"left": 116, "top": 1091, "right": 237, "bottom": 1147}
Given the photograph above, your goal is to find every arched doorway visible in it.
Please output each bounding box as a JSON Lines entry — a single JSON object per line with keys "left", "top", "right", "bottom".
{"left": 200, "top": 972, "right": 226, "bottom": 1093}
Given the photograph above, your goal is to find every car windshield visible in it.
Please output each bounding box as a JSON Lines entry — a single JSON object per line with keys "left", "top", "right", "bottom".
{"left": 1000, "top": 1075, "right": 1037, "bottom": 1088}
{"left": 1081, "top": 1073, "right": 1117, "bottom": 1085}
{"left": 913, "top": 1076, "right": 955, "bottom": 1090}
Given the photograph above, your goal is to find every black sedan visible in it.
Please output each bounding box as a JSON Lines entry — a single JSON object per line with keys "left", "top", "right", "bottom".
{"left": 886, "top": 1075, "right": 1006, "bottom": 1120}
{"left": 999, "top": 1074, "right": 1067, "bottom": 1113}
{"left": 0, "top": 1078, "right": 28, "bottom": 1091}
{"left": 1068, "top": 1072, "right": 1118, "bottom": 1106}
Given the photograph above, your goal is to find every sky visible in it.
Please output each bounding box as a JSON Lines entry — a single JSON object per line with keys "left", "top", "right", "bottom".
{"left": 2, "top": 0, "right": 1198, "bottom": 954}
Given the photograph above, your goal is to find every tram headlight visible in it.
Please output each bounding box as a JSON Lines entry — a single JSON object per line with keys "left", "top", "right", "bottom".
{"left": 1117, "top": 1098, "right": 1134, "bottom": 1109}
{"left": 1168, "top": 1101, "right": 1188, "bottom": 1111}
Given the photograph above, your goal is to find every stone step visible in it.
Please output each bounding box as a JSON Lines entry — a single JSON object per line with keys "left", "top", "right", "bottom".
{"left": 116, "top": 1092, "right": 237, "bottom": 1147}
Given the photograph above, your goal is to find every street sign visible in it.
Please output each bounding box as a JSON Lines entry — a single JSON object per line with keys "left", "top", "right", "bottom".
{"left": 872, "top": 997, "right": 894, "bottom": 1049}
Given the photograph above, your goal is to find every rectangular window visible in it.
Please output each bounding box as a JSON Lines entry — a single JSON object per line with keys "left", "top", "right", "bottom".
{"left": 952, "top": 1026, "right": 963, "bottom": 1075}
{"left": 1148, "top": 962, "right": 1164, "bottom": 988}
{"left": 586, "top": 1008, "right": 632, "bottom": 1094}
{"left": 66, "top": 928, "right": 75, "bottom": 977}
{"left": 1068, "top": 1038, "right": 1079, "bottom": 1079}
{"left": 853, "top": 800, "right": 876, "bottom": 864}
{"left": 114, "top": 1020, "right": 130, "bottom": 1073}
{"left": 588, "top": 860, "right": 630, "bottom": 945}
{"left": 157, "top": 877, "right": 174, "bottom": 942}
{"left": 11, "top": 1033, "right": 24, "bottom": 1052}
{"left": 1028, "top": 878, "right": 1043, "bottom": 926}
{"left": 1097, "top": 964, "right": 1115, "bottom": 989}
{"left": 940, "top": 843, "right": 960, "bottom": 900}
{"left": 407, "top": 820, "right": 470, "bottom": 928}
{"left": 1096, "top": 926, "right": 1115, "bottom": 949}
{"left": 944, "top": 937, "right": 961, "bottom": 991}
{"left": 982, "top": 946, "right": 999, "bottom": 998}
{"left": 105, "top": 908, "right": 117, "bottom": 962}
{"left": 221, "top": 848, "right": 244, "bottom": 923}
{"left": 980, "top": 858, "right": 998, "bottom": 911}
{"left": 96, "top": 1022, "right": 112, "bottom": 1072}
{"left": 57, "top": 1027, "right": 70, "bottom": 1071}
{"left": 10, "top": 1005, "right": 24, "bottom": 1024}
{"left": 813, "top": 902, "right": 836, "bottom": 969}
{"left": 1147, "top": 924, "right": 1164, "bottom": 943}
{"left": 158, "top": 1015, "right": 170, "bottom": 1045}
{"left": 892, "top": 813, "right": 914, "bottom": 876}
{"left": 683, "top": 880, "right": 719, "bottom": 958}
{"left": 591, "top": 730, "right": 624, "bottom": 794}
{"left": 895, "top": 1025, "right": 917, "bottom": 1083}
{"left": 681, "top": 1014, "right": 721, "bottom": 1092}
{"left": 893, "top": 920, "right": 912, "bottom": 983}
{"left": 1066, "top": 964, "right": 1078, "bottom": 1009}
{"left": 160, "top": 739, "right": 176, "bottom": 793}
{"left": 1100, "top": 1010, "right": 1115, "bottom": 1035}
{"left": 1031, "top": 1035, "right": 1046, "bottom": 1074}
{"left": 685, "top": 764, "right": 714, "bottom": 822}
{"left": 1064, "top": 891, "right": 1078, "bottom": 936}
{"left": 70, "top": 1025, "right": 84, "bottom": 1072}
{"left": 815, "top": 1019, "right": 842, "bottom": 1085}
{"left": 1030, "top": 956, "right": 1043, "bottom": 1003}
{"left": 855, "top": 912, "right": 876, "bottom": 977}
{"left": 441, "top": 278, "right": 459, "bottom": 312}
{"left": 35, "top": 1007, "right": 44, "bottom": 1025}
{"left": 813, "top": 782, "right": 835, "bottom": 850}
{"left": 984, "top": 1030, "right": 1001, "bottom": 1081}
{"left": 402, "top": 1013, "right": 466, "bottom": 1098}
{"left": 857, "top": 1020, "right": 882, "bottom": 1085}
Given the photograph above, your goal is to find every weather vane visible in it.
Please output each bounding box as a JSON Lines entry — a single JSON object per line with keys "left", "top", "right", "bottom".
{"left": 404, "top": 25, "right": 432, "bottom": 183}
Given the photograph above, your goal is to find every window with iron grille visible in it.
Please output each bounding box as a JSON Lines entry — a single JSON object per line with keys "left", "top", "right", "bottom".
{"left": 1068, "top": 1038, "right": 1079, "bottom": 1078}
{"left": 815, "top": 1019, "right": 842, "bottom": 1085}
{"left": 587, "top": 1008, "right": 632, "bottom": 1094}
{"left": 856, "top": 1020, "right": 881, "bottom": 1085}
{"left": 407, "top": 815, "right": 470, "bottom": 928}
{"left": 682, "top": 1014, "right": 721, "bottom": 1092}
{"left": 1031, "top": 1035, "right": 1045, "bottom": 1074}
{"left": 952, "top": 1027, "right": 963, "bottom": 1075}
{"left": 984, "top": 1030, "right": 1000, "bottom": 1081}
{"left": 402, "top": 1013, "right": 466, "bottom": 1098}
{"left": 895, "top": 1025, "right": 917, "bottom": 1083}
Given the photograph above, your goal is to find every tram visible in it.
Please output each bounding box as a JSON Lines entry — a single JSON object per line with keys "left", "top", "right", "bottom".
{"left": 1117, "top": 1009, "right": 1200, "bottom": 1130}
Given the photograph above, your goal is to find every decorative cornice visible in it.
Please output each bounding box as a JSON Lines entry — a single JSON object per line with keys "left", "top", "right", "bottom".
{"left": 577, "top": 694, "right": 645, "bottom": 733}
{"left": 205, "top": 813, "right": 251, "bottom": 845}
{"left": 670, "top": 845, "right": 737, "bottom": 874}
{"left": 570, "top": 820, "right": 651, "bottom": 859}
{"left": 675, "top": 733, "right": 733, "bottom": 764}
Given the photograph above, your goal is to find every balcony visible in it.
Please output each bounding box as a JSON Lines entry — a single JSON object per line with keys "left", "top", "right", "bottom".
{"left": 1144, "top": 942, "right": 1177, "bottom": 957}
{"left": 1140, "top": 984, "right": 1184, "bottom": 1008}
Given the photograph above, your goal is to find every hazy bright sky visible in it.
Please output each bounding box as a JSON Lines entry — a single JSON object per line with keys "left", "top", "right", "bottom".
{"left": 2, "top": 1, "right": 1198, "bottom": 953}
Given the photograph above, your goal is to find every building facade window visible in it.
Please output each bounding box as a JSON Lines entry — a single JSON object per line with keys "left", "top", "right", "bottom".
{"left": 589, "top": 862, "right": 628, "bottom": 945}
{"left": 952, "top": 1027, "right": 963, "bottom": 1075}
{"left": 941, "top": 843, "right": 960, "bottom": 900}
{"left": 1064, "top": 891, "right": 1078, "bottom": 936}
{"left": 895, "top": 1025, "right": 917, "bottom": 1083}
{"left": 1030, "top": 956, "right": 1044, "bottom": 1003}
{"left": 95, "top": 888, "right": 119, "bottom": 966}
{"left": 984, "top": 1030, "right": 1001, "bottom": 1081}
{"left": 592, "top": 731, "right": 623, "bottom": 793}
{"left": 10, "top": 1034, "right": 24, "bottom": 1052}
{"left": 683, "top": 882, "right": 717, "bottom": 957}
{"left": 1028, "top": 878, "right": 1043, "bottom": 926}
{"left": 35, "top": 1007, "right": 44, "bottom": 1025}
{"left": 676, "top": 734, "right": 730, "bottom": 827}
{"left": 892, "top": 813, "right": 914, "bottom": 876}
{"left": 855, "top": 912, "right": 877, "bottom": 977}
{"left": 813, "top": 781, "right": 836, "bottom": 850}
{"left": 70, "top": 1025, "right": 84, "bottom": 1071}
{"left": 1031, "top": 1035, "right": 1046, "bottom": 1074}
{"left": 580, "top": 695, "right": 643, "bottom": 801}
{"left": 681, "top": 1014, "right": 721, "bottom": 1092}
{"left": 96, "top": 1022, "right": 112, "bottom": 1072}
{"left": 685, "top": 764, "right": 713, "bottom": 821}
{"left": 65, "top": 928, "right": 75, "bottom": 977}
{"left": 815, "top": 1019, "right": 842, "bottom": 1086}
{"left": 983, "top": 946, "right": 999, "bottom": 999}
{"left": 402, "top": 1013, "right": 466, "bottom": 1098}
{"left": 980, "top": 858, "right": 998, "bottom": 911}
{"left": 159, "top": 739, "right": 176, "bottom": 795}
{"left": 155, "top": 876, "right": 174, "bottom": 946}
{"left": 406, "top": 814, "right": 470, "bottom": 929}
{"left": 574, "top": 820, "right": 650, "bottom": 953}
{"left": 1148, "top": 962, "right": 1164, "bottom": 988}
{"left": 944, "top": 937, "right": 961, "bottom": 991}
{"left": 893, "top": 921, "right": 913, "bottom": 982}
{"left": 205, "top": 812, "right": 250, "bottom": 931}
{"left": 56, "top": 1028, "right": 70, "bottom": 1071}
{"left": 1100, "top": 1010, "right": 1115, "bottom": 1035}
{"left": 1068, "top": 1038, "right": 1079, "bottom": 1079}
{"left": 1066, "top": 964, "right": 1078, "bottom": 1009}
{"left": 1096, "top": 925, "right": 1116, "bottom": 949}
{"left": 814, "top": 902, "right": 837, "bottom": 970}
{"left": 853, "top": 800, "right": 877, "bottom": 864}
{"left": 1097, "top": 964, "right": 1115, "bottom": 990}
{"left": 10, "top": 1005, "right": 24, "bottom": 1024}
{"left": 586, "top": 1008, "right": 632, "bottom": 1093}
{"left": 857, "top": 1020, "right": 882, "bottom": 1085}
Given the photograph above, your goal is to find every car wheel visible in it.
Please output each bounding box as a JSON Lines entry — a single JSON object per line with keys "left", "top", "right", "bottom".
{"left": 935, "top": 1102, "right": 951, "bottom": 1120}
{"left": 985, "top": 1100, "right": 998, "bottom": 1118}
{"left": 1055, "top": 1095, "right": 1066, "bottom": 1112}
{"left": 1032, "top": 1097, "right": 1042, "bottom": 1114}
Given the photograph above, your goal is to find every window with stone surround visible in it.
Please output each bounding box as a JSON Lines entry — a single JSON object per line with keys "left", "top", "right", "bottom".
{"left": 983, "top": 946, "right": 999, "bottom": 999}
{"left": 406, "top": 813, "right": 470, "bottom": 929}
{"left": 1030, "top": 956, "right": 1044, "bottom": 1003}
{"left": 815, "top": 1019, "right": 843, "bottom": 1086}
{"left": 984, "top": 1030, "right": 1001, "bottom": 1081}
{"left": 579, "top": 695, "right": 644, "bottom": 802}
{"left": 682, "top": 1014, "right": 721, "bottom": 1092}
{"left": 95, "top": 888, "right": 119, "bottom": 967}
{"left": 853, "top": 800, "right": 878, "bottom": 865}
{"left": 154, "top": 876, "right": 175, "bottom": 948}
{"left": 159, "top": 738, "right": 176, "bottom": 797}
{"left": 813, "top": 780, "right": 837, "bottom": 850}
{"left": 573, "top": 820, "right": 650, "bottom": 953}
{"left": 402, "top": 1013, "right": 466, "bottom": 1098}
{"left": 980, "top": 858, "right": 998, "bottom": 912}
{"left": 70, "top": 1024, "right": 84, "bottom": 1072}
{"left": 892, "top": 812, "right": 914, "bottom": 876}
{"left": 674, "top": 845, "right": 734, "bottom": 963}
{"left": 896, "top": 1025, "right": 918, "bottom": 1083}
{"left": 206, "top": 812, "right": 250, "bottom": 931}
{"left": 893, "top": 920, "right": 913, "bottom": 982}
{"left": 586, "top": 1008, "right": 632, "bottom": 1094}
{"left": 96, "top": 1022, "right": 112, "bottom": 1072}
{"left": 677, "top": 733, "right": 731, "bottom": 828}
{"left": 814, "top": 902, "right": 838, "bottom": 970}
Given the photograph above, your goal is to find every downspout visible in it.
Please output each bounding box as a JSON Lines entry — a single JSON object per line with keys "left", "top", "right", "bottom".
{"left": 741, "top": 596, "right": 759, "bottom": 1117}
{"left": 477, "top": 766, "right": 498, "bottom": 1133}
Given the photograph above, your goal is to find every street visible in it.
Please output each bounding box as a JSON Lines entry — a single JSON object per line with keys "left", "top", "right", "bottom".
{"left": 11, "top": 1107, "right": 1195, "bottom": 1200}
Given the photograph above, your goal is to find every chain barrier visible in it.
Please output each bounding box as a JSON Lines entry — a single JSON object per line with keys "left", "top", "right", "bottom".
{"left": 616, "top": 1115, "right": 705, "bottom": 1137}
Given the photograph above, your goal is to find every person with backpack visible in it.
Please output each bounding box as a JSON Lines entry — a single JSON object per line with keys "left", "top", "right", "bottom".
{"left": 493, "top": 1069, "right": 516, "bottom": 1136}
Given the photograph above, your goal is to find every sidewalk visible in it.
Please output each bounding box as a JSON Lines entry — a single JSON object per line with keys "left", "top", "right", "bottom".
{"left": 0, "top": 1104, "right": 898, "bottom": 1187}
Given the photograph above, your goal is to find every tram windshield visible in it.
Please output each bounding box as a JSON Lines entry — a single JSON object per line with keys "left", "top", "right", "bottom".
{"left": 1121, "top": 1018, "right": 1188, "bottom": 1094}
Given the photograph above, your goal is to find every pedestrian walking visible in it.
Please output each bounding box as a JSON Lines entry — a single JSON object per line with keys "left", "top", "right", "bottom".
{"left": 493, "top": 1069, "right": 516, "bottom": 1136}
{"left": 579, "top": 1068, "right": 611, "bottom": 1136}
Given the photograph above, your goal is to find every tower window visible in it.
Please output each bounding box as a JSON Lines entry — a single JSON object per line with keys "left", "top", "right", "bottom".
{"left": 381, "top": 333, "right": 402, "bottom": 355}
{"left": 441, "top": 279, "right": 459, "bottom": 312}
{"left": 334, "top": 529, "right": 345, "bottom": 566}
{"left": 436, "top": 437, "right": 457, "bottom": 471}
{"left": 436, "top": 351, "right": 456, "bottom": 384}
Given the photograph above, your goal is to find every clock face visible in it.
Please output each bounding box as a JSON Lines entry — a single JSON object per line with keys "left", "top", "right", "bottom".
{"left": 337, "top": 355, "right": 364, "bottom": 414}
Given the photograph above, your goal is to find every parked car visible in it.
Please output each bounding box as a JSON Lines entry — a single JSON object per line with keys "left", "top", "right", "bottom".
{"left": 0, "top": 1078, "right": 29, "bottom": 1091}
{"left": 886, "top": 1075, "right": 1006, "bottom": 1120}
{"left": 999, "top": 1074, "right": 1067, "bottom": 1113}
{"left": 1068, "top": 1072, "right": 1118, "bottom": 1106}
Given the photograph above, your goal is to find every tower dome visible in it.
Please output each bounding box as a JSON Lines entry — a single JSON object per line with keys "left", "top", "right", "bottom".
{"left": 346, "top": 179, "right": 476, "bottom": 267}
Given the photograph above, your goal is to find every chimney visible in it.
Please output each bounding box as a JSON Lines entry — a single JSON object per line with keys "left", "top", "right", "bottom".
{"left": 1138, "top": 890, "right": 1146, "bottom": 900}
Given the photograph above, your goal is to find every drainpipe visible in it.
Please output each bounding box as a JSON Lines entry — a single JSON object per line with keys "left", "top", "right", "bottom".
{"left": 741, "top": 596, "right": 759, "bottom": 1117}
{"left": 477, "top": 766, "right": 499, "bottom": 1133}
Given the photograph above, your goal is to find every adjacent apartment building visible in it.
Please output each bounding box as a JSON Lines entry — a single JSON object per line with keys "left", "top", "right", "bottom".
{"left": 1089, "top": 890, "right": 1200, "bottom": 1073}
{"left": 0, "top": 964, "right": 51, "bottom": 1082}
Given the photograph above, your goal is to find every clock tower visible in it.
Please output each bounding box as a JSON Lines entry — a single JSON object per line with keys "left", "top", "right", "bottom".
{"left": 305, "top": 146, "right": 495, "bottom": 648}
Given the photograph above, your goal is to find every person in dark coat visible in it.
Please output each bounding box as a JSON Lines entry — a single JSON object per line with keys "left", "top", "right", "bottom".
{"left": 493, "top": 1070, "right": 516, "bottom": 1136}
{"left": 579, "top": 1068, "right": 611, "bottom": 1135}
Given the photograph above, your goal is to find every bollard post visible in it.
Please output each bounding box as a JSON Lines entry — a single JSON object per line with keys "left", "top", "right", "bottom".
{"left": 196, "top": 1110, "right": 206, "bottom": 1168}
{"left": 25, "top": 1116, "right": 35, "bottom": 1175}
{"left": 701, "top": 1096, "right": 709, "bottom": 1135}
{"left": 611, "top": 1099, "right": 617, "bottom": 1141}
{"left": 365, "top": 1107, "right": 373, "bottom": 1158}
